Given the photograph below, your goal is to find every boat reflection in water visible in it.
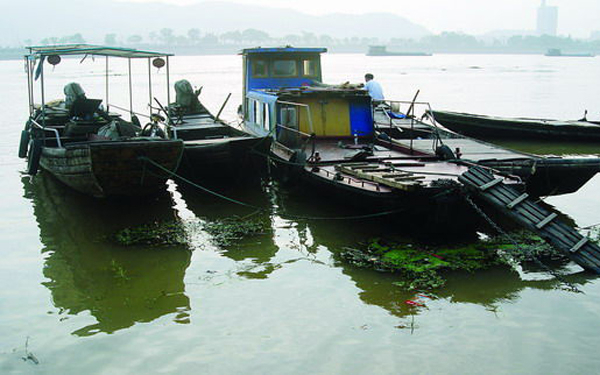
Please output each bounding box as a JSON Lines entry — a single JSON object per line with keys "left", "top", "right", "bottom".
{"left": 175, "top": 177, "right": 280, "bottom": 279}
{"left": 266, "top": 182, "right": 594, "bottom": 320}
{"left": 23, "top": 172, "right": 191, "bottom": 336}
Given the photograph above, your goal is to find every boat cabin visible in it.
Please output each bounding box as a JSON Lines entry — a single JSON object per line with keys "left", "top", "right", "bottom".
{"left": 241, "top": 47, "right": 374, "bottom": 150}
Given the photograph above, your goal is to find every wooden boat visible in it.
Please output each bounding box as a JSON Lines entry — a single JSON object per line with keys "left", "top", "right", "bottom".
{"left": 367, "top": 45, "right": 432, "bottom": 57}
{"left": 430, "top": 110, "right": 600, "bottom": 141}
{"left": 20, "top": 45, "right": 184, "bottom": 198}
{"left": 238, "top": 47, "right": 520, "bottom": 225}
{"left": 374, "top": 106, "right": 600, "bottom": 197}
{"left": 166, "top": 79, "right": 270, "bottom": 177}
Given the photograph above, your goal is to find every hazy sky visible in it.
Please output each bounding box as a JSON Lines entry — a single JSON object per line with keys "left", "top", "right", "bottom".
{"left": 122, "top": 0, "right": 600, "bottom": 37}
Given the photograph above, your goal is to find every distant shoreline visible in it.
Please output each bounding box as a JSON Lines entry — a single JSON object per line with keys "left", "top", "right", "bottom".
{"left": 2, "top": 45, "right": 597, "bottom": 61}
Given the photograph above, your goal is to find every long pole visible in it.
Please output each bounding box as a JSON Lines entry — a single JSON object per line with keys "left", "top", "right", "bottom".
{"left": 166, "top": 56, "right": 170, "bottom": 112}
{"left": 40, "top": 57, "right": 45, "bottom": 127}
{"left": 25, "top": 57, "right": 33, "bottom": 115}
{"left": 148, "top": 58, "right": 153, "bottom": 119}
{"left": 215, "top": 93, "right": 232, "bottom": 122}
{"left": 128, "top": 58, "right": 133, "bottom": 115}
{"left": 105, "top": 56, "right": 109, "bottom": 112}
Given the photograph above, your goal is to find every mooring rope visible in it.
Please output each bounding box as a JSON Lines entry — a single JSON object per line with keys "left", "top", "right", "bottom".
{"left": 138, "top": 156, "right": 409, "bottom": 221}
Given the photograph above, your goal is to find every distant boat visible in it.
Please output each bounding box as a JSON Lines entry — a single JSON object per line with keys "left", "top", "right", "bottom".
{"left": 545, "top": 48, "right": 594, "bottom": 57}
{"left": 367, "top": 45, "right": 432, "bottom": 57}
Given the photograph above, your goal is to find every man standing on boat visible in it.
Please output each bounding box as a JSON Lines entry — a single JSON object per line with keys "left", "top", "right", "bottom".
{"left": 363, "top": 73, "right": 384, "bottom": 105}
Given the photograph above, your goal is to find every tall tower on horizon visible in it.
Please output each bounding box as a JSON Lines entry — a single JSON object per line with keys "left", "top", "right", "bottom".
{"left": 537, "top": 0, "right": 558, "bottom": 36}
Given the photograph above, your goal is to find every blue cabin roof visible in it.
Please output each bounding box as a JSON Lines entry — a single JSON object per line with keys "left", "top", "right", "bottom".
{"left": 241, "top": 47, "right": 327, "bottom": 55}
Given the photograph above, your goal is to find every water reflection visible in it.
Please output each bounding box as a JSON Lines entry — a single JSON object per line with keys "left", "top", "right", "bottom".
{"left": 175, "top": 177, "right": 279, "bottom": 279}
{"left": 274, "top": 184, "right": 595, "bottom": 319}
{"left": 23, "top": 173, "right": 191, "bottom": 336}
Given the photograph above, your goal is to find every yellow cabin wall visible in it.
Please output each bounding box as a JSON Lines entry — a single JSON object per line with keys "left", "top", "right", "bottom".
{"left": 297, "top": 98, "right": 351, "bottom": 137}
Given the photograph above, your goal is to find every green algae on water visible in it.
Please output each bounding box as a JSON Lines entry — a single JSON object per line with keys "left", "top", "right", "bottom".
{"left": 113, "top": 221, "right": 188, "bottom": 247}
{"left": 341, "top": 238, "right": 507, "bottom": 291}
{"left": 202, "top": 217, "right": 270, "bottom": 247}
{"left": 112, "top": 216, "right": 270, "bottom": 248}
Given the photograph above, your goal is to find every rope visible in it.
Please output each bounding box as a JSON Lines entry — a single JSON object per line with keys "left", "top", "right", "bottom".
{"left": 578, "top": 222, "right": 600, "bottom": 230}
{"left": 463, "top": 194, "right": 583, "bottom": 293}
{"left": 138, "top": 156, "right": 409, "bottom": 221}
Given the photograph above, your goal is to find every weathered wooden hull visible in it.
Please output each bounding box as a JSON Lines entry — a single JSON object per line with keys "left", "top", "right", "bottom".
{"left": 432, "top": 110, "right": 600, "bottom": 141}
{"left": 39, "top": 139, "right": 183, "bottom": 197}
{"left": 178, "top": 136, "right": 270, "bottom": 175}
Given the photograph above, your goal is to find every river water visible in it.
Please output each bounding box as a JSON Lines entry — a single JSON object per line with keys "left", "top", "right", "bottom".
{"left": 1, "top": 53, "right": 600, "bottom": 375}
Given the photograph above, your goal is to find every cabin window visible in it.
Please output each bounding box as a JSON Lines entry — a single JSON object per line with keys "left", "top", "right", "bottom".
{"left": 252, "top": 60, "right": 268, "bottom": 78}
{"left": 302, "top": 59, "right": 319, "bottom": 77}
{"left": 281, "top": 106, "right": 298, "bottom": 129}
{"left": 272, "top": 60, "right": 298, "bottom": 77}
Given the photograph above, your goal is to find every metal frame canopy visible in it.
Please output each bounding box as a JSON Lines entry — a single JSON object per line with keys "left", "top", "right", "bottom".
{"left": 25, "top": 44, "right": 173, "bottom": 123}
{"left": 26, "top": 44, "right": 173, "bottom": 59}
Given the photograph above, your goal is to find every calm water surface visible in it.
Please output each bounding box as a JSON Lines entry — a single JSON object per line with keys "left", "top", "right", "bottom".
{"left": 1, "top": 53, "right": 600, "bottom": 375}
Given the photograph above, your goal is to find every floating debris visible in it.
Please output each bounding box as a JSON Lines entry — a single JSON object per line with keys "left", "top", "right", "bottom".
{"left": 21, "top": 337, "right": 39, "bottom": 365}
{"left": 113, "top": 221, "right": 188, "bottom": 247}
{"left": 202, "top": 217, "right": 270, "bottom": 247}
{"left": 342, "top": 238, "right": 512, "bottom": 291}
{"left": 112, "top": 216, "right": 269, "bottom": 248}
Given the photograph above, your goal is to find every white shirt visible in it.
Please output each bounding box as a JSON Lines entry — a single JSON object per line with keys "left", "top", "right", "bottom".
{"left": 364, "top": 80, "right": 384, "bottom": 100}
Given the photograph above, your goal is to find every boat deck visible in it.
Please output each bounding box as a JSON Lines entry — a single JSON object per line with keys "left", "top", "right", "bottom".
{"left": 374, "top": 112, "right": 533, "bottom": 162}
{"left": 308, "top": 139, "right": 474, "bottom": 189}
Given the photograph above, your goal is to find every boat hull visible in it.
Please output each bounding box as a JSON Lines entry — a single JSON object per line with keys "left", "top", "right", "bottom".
{"left": 178, "top": 136, "right": 270, "bottom": 177}
{"left": 39, "top": 139, "right": 183, "bottom": 197}
{"left": 432, "top": 110, "right": 600, "bottom": 141}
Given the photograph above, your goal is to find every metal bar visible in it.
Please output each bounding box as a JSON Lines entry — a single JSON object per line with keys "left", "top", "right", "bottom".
{"left": 30, "top": 119, "right": 62, "bottom": 148}
{"left": 166, "top": 56, "right": 171, "bottom": 111}
{"left": 105, "top": 56, "right": 109, "bottom": 112}
{"left": 40, "top": 57, "right": 45, "bottom": 128}
{"left": 108, "top": 103, "right": 152, "bottom": 119}
{"left": 148, "top": 57, "right": 153, "bottom": 119}
{"left": 277, "top": 100, "right": 314, "bottom": 134}
{"left": 25, "top": 57, "right": 34, "bottom": 115}
{"left": 128, "top": 58, "right": 133, "bottom": 114}
{"left": 276, "top": 124, "right": 312, "bottom": 137}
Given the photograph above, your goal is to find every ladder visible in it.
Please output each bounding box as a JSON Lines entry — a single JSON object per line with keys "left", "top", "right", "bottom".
{"left": 459, "top": 166, "right": 600, "bottom": 274}
{"left": 335, "top": 162, "right": 424, "bottom": 191}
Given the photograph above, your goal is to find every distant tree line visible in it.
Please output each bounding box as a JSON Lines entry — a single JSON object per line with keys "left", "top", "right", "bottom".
{"left": 17, "top": 29, "right": 600, "bottom": 53}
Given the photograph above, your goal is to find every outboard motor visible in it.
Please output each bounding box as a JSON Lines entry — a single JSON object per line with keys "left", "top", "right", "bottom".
{"left": 174, "top": 79, "right": 207, "bottom": 115}
{"left": 64, "top": 82, "right": 86, "bottom": 109}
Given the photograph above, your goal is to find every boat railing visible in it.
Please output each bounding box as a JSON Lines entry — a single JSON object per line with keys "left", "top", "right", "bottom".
{"left": 275, "top": 100, "right": 316, "bottom": 158}
{"left": 380, "top": 99, "right": 443, "bottom": 153}
{"left": 30, "top": 118, "right": 62, "bottom": 148}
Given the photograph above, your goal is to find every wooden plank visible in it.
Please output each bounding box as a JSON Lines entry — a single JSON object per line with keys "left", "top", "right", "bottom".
{"left": 570, "top": 237, "right": 589, "bottom": 254}
{"left": 535, "top": 212, "right": 558, "bottom": 229}
{"left": 479, "top": 177, "right": 504, "bottom": 191}
{"left": 506, "top": 193, "right": 529, "bottom": 209}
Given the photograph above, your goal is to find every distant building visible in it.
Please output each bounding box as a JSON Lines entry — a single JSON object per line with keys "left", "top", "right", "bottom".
{"left": 537, "top": 0, "right": 558, "bottom": 36}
